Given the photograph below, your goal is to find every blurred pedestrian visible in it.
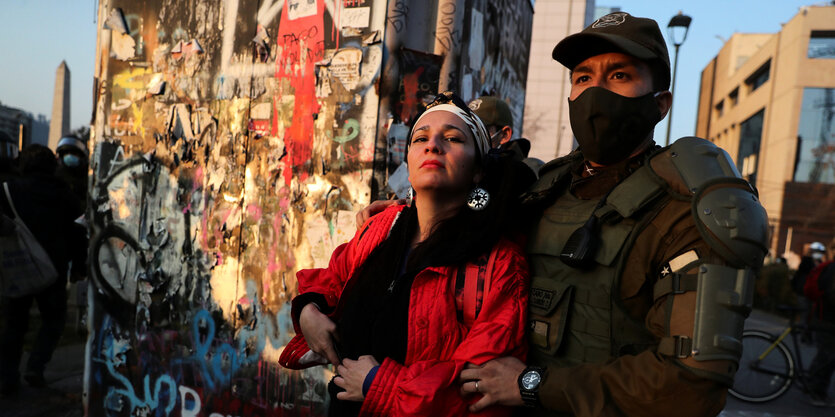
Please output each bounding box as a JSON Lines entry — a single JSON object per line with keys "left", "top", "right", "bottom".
{"left": 803, "top": 238, "right": 835, "bottom": 406}
{"left": 0, "top": 145, "right": 85, "bottom": 397}
{"left": 55, "top": 134, "right": 88, "bottom": 207}
{"left": 55, "top": 135, "right": 89, "bottom": 285}
{"left": 793, "top": 242, "right": 826, "bottom": 295}
{"left": 792, "top": 242, "right": 827, "bottom": 332}
{"left": 756, "top": 256, "right": 794, "bottom": 314}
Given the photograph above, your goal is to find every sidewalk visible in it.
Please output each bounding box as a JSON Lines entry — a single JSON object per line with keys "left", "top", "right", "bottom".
{"left": 0, "top": 282, "right": 87, "bottom": 417}
{"left": 0, "top": 342, "right": 85, "bottom": 417}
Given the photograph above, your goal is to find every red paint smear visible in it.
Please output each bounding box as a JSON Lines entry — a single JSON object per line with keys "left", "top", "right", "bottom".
{"left": 248, "top": 119, "right": 271, "bottom": 137}
{"left": 400, "top": 66, "right": 425, "bottom": 123}
{"left": 273, "top": 0, "right": 328, "bottom": 186}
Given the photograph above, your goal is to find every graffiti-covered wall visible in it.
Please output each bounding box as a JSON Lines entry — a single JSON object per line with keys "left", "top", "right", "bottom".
{"left": 85, "top": 1, "right": 532, "bottom": 416}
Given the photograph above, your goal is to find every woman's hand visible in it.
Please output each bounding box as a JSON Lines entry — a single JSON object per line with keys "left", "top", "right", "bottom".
{"left": 298, "top": 303, "right": 340, "bottom": 365}
{"left": 334, "top": 355, "right": 380, "bottom": 401}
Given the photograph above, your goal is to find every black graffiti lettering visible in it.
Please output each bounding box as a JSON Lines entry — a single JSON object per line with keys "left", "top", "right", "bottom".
{"left": 434, "top": 27, "right": 459, "bottom": 52}
{"left": 281, "top": 26, "right": 320, "bottom": 48}
{"left": 439, "top": 1, "right": 456, "bottom": 15}
{"left": 387, "top": 0, "right": 409, "bottom": 33}
{"left": 434, "top": 1, "right": 459, "bottom": 52}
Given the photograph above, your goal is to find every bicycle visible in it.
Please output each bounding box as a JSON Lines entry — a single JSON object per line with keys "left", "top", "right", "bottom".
{"left": 730, "top": 305, "right": 835, "bottom": 402}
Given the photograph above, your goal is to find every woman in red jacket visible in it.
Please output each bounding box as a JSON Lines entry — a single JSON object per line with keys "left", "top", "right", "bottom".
{"left": 279, "top": 92, "right": 531, "bottom": 416}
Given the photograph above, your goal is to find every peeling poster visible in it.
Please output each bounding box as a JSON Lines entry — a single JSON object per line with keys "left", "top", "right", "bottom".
{"left": 111, "top": 32, "right": 136, "bottom": 61}
{"left": 329, "top": 48, "right": 362, "bottom": 90}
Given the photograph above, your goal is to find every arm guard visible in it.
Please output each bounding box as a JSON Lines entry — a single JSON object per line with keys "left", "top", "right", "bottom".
{"left": 665, "top": 137, "right": 769, "bottom": 367}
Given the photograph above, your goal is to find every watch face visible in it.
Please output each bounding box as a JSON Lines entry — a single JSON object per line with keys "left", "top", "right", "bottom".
{"left": 521, "top": 370, "right": 541, "bottom": 390}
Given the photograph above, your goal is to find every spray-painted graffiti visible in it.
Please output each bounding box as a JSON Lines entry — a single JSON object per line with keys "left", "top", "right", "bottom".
{"left": 434, "top": 1, "right": 460, "bottom": 52}
{"left": 394, "top": 48, "right": 443, "bottom": 124}
{"left": 387, "top": 0, "right": 409, "bottom": 33}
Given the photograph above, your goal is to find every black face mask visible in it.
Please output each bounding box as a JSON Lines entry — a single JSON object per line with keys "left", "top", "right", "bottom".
{"left": 568, "top": 87, "right": 662, "bottom": 165}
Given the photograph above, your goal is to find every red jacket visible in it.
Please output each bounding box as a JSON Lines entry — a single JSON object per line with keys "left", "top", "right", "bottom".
{"left": 281, "top": 205, "right": 529, "bottom": 416}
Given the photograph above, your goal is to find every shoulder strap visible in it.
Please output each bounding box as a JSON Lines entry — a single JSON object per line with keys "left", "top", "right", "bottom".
{"left": 460, "top": 245, "right": 500, "bottom": 327}
{"left": 3, "top": 182, "right": 21, "bottom": 220}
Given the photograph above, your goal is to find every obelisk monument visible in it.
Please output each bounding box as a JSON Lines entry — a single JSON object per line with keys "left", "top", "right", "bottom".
{"left": 48, "top": 61, "right": 70, "bottom": 150}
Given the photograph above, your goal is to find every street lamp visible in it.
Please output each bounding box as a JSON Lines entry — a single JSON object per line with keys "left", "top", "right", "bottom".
{"left": 665, "top": 11, "right": 692, "bottom": 146}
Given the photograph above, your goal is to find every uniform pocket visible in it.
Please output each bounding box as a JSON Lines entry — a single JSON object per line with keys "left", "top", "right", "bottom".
{"left": 529, "top": 278, "right": 574, "bottom": 355}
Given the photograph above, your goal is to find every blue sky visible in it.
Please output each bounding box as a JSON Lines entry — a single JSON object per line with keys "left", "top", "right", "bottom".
{"left": 0, "top": 0, "right": 822, "bottom": 141}
{"left": 0, "top": 0, "right": 97, "bottom": 130}
{"left": 613, "top": 0, "right": 819, "bottom": 142}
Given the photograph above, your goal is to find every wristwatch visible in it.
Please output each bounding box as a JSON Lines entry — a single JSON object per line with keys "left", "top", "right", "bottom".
{"left": 518, "top": 366, "right": 546, "bottom": 408}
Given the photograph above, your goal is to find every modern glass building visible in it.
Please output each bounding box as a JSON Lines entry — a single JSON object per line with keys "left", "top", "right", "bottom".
{"left": 696, "top": 5, "right": 835, "bottom": 258}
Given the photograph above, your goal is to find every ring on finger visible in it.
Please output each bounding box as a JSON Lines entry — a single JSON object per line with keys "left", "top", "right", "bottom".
{"left": 474, "top": 380, "right": 480, "bottom": 393}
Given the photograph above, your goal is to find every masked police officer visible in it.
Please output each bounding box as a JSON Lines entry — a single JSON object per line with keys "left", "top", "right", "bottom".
{"left": 458, "top": 12, "right": 768, "bottom": 416}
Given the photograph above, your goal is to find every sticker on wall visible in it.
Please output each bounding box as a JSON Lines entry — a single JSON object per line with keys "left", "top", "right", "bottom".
{"left": 287, "top": 0, "right": 317, "bottom": 20}
{"left": 111, "top": 32, "right": 136, "bottom": 61}
{"left": 340, "top": 7, "right": 370, "bottom": 29}
{"left": 387, "top": 122, "right": 409, "bottom": 166}
{"left": 329, "top": 48, "right": 362, "bottom": 90}
{"left": 388, "top": 162, "right": 411, "bottom": 199}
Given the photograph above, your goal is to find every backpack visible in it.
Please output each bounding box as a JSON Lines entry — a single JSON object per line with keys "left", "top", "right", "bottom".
{"left": 0, "top": 182, "right": 59, "bottom": 297}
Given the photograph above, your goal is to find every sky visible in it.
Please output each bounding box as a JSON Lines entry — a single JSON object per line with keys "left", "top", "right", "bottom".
{"left": 611, "top": 0, "right": 821, "bottom": 142}
{"left": 0, "top": 0, "right": 824, "bottom": 141}
{"left": 0, "top": 0, "right": 98, "bottom": 130}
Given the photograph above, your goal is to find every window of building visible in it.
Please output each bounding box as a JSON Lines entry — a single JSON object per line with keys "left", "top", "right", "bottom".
{"left": 729, "top": 87, "right": 739, "bottom": 107}
{"left": 808, "top": 30, "right": 835, "bottom": 59}
{"left": 715, "top": 99, "right": 724, "bottom": 118}
{"left": 738, "top": 109, "right": 764, "bottom": 184}
{"left": 745, "top": 60, "right": 770, "bottom": 93}
{"left": 794, "top": 88, "right": 835, "bottom": 183}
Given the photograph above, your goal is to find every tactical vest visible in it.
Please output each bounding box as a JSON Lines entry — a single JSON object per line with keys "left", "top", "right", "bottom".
{"left": 524, "top": 152, "right": 669, "bottom": 369}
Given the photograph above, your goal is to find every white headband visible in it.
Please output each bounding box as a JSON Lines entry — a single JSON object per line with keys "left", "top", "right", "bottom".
{"left": 411, "top": 104, "right": 492, "bottom": 158}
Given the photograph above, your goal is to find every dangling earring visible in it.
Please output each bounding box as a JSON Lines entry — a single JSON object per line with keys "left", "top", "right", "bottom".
{"left": 467, "top": 187, "right": 490, "bottom": 211}
{"left": 407, "top": 187, "right": 415, "bottom": 207}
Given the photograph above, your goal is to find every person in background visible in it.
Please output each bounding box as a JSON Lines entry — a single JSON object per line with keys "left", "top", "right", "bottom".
{"left": 468, "top": 95, "right": 544, "bottom": 177}
{"left": 279, "top": 92, "right": 532, "bottom": 416}
{"left": 755, "top": 256, "right": 793, "bottom": 314}
{"left": 0, "top": 145, "right": 85, "bottom": 397}
{"left": 793, "top": 241, "right": 826, "bottom": 297}
{"left": 792, "top": 241, "right": 827, "bottom": 336}
{"left": 55, "top": 134, "right": 89, "bottom": 331}
{"left": 802, "top": 238, "right": 835, "bottom": 406}
{"left": 55, "top": 135, "right": 88, "bottom": 207}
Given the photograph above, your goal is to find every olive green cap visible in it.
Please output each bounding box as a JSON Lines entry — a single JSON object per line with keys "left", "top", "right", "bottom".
{"left": 468, "top": 96, "right": 513, "bottom": 129}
